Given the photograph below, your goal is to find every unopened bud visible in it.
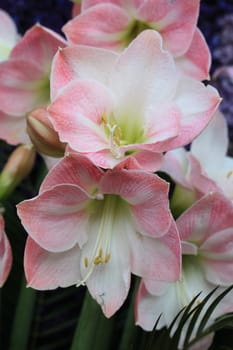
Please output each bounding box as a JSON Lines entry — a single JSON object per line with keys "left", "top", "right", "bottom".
{"left": 27, "top": 106, "right": 66, "bottom": 158}
{"left": 0, "top": 144, "right": 36, "bottom": 200}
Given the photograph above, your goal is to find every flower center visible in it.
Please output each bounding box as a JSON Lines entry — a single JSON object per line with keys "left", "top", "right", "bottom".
{"left": 101, "top": 113, "right": 145, "bottom": 159}
{"left": 122, "top": 19, "right": 153, "bottom": 47}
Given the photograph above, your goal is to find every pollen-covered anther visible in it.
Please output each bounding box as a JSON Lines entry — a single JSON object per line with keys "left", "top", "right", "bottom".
{"left": 84, "top": 256, "right": 89, "bottom": 268}
{"left": 226, "top": 170, "right": 233, "bottom": 178}
{"left": 93, "top": 248, "right": 111, "bottom": 265}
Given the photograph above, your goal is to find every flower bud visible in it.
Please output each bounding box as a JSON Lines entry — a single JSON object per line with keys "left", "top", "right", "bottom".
{"left": 0, "top": 144, "right": 36, "bottom": 200}
{"left": 26, "top": 106, "right": 66, "bottom": 158}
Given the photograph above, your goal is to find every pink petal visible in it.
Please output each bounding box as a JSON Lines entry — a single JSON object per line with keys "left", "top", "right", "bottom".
{"left": 138, "top": 0, "right": 200, "bottom": 56}
{"left": 50, "top": 46, "right": 118, "bottom": 100}
{"left": 177, "top": 192, "right": 233, "bottom": 244}
{"left": 81, "top": 0, "right": 123, "bottom": 11}
{"left": 10, "top": 24, "right": 66, "bottom": 72}
{"left": 24, "top": 237, "right": 81, "bottom": 289}
{"left": 100, "top": 169, "right": 171, "bottom": 237}
{"left": 0, "top": 9, "right": 18, "bottom": 61}
{"left": 17, "top": 184, "right": 90, "bottom": 252}
{"left": 0, "top": 59, "right": 49, "bottom": 116}
{"left": 63, "top": 4, "right": 130, "bottom": 50}
{"left": 201, "top": 228, "right": 233, "bottom": 258}
{"left": 0, "top": 215, "right": 12, "bottom": 286}
{"left": 176, "top": 28, "right": 211, "bottom": 80}
{"left": 163, "top": 79, "right": 221, "bottom": 150}
{"left": 128, "top": 150, "right": 163, "bottom": 172}
{"left": 0, "top": 111, "right": 30, "bottom": 145}
{"left": 129, "top": 219, "right": 181, "bottom": 282}
{"left": 48, "top": 80, "right": 113, "bottom": 152}
{"left": 39, "top": 153, "right": 103, "bottom": 194}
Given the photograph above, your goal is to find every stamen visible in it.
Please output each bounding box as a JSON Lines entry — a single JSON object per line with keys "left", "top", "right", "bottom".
{"left": 227, "top": 170, "right": 233, "bottom": 178}
{"left": 84, "top": 257, "right": 89, "bottom": 268}
{"left": 78, "top": 196, "right": 117, "bottom": 287}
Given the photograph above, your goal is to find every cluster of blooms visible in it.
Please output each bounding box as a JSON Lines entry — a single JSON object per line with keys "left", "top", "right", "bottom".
{"left": 0, "top": 1, "right": 232, "bottom": 348}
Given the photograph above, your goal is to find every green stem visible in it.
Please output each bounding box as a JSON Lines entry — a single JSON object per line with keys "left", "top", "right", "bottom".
{"left": 9, "top": 278, "right": 36, "bottom": 350}
{"left": 71, "top": 290, "right": 114, "bottom": 350}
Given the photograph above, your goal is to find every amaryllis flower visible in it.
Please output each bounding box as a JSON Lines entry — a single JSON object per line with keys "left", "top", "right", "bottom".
{"left": 162, "top": 110, "right": 233, "bottom": 202}
{"left": 17, "top": 154, "right": 181, "bottom": 317}
{"left": 0, "top": 214, "right": 12, "bottom": 287}
{"left": 0, "top": 9, "right": 19, "bottom": 62}
{"left": 63, "top": 0, "right": 210, "bottom": 80}
{"left": 136, "top": 192, "right": 233, "bottom": 344}
{"left": 0, "top": 24, "right": 66, "bottom": 146}
{"left": 49, "top": 30, "right": 220, "bottom": 170}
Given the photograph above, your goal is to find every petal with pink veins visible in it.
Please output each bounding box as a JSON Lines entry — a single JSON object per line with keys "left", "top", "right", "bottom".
{"left": 48, "top": 80, "right": 113, "bottom": 152}
{"left": 137, "top": 0, "right": 200, "bottom": 56}
{"left": 50, "top": 46, "right": 118, "bottom": 100}
{"left": 176, "top": 28, "right": 211, "bottom": 80}
{"left": 17, "top": 184, "right": 91, "bottom": 252}
{"left": 24, "top": 237, "right": 81, "bottom": 289}
{"left": 177, "top": 192, "right": 233, "bottom": 244}
{"left": 10, "top": 24, "right": 66, "bottom": 72}
{"left": 39, "top": 153, "right": 103, "bottom": 195}
{"left": 63, "top": 4, "right": 130, "bottom": 50}
{"left": 100, "top": 169, "right": 171, "bottom": 237}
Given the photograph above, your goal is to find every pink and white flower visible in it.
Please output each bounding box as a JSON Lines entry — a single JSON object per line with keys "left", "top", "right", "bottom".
{"left": 49, "top": 30, "right": 220, "bottom": 170}
{"left": 17, "top": 153, "right": 181, "bottom": 317}
{"left": 63, "top": 0, "right": 210, "bottom": 80}
{"left": 0, "top": 24, "right": 66, "bottom": 145}
{"left": 162, "top": 111, "right": 233, "bottom": 202}
{"left": 0, "top": 9, "right": 19, "bottom": 62}
{"left": 136, "top": 192, "right": 233, "bottom": 347}
{"left": 0, "top": 214, "right": 12, "bottom": 287}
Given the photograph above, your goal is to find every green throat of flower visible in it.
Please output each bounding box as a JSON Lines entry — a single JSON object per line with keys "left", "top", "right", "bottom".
{"left": 101, "top": 113, "right": 145, "bottom": 159}
{"left": 122, "top": 19, "right": 153, "bottom": 47}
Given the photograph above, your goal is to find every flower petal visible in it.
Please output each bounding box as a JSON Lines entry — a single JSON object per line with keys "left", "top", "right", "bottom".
{"left": 24, "top": 237, "right": 81, "bottom": 289}
{"left": 0, "top": 9, "right": 18, "bottom": 61}
{"left": 48, "top": 80, "right": 113, "bottom": 152}
{"left": 163, "top": 79, "right": 221, "bottom": 150}
{"left": 51, "top": 45, "right": 118, "bottom": 100}
{"left": 138, "top": 0, "right": 200, "bottom": 56}
{"left": 177, "top": 192, "right": 233, "bottom": 244}
{"left": 0, "top": 215, "right": 12, "bottom": 287}
{"left": 39, "top": 153, "right": 103, "bottom": 194}
{"left": 81, "top": 201, "right": 131, "bottom": 317}
{"left": 17, "top": 184, "right": 90, "bottom": 252}
{"left": 10, "top": 24, "right": 66, "bottom": 72}
{"left": 63, "top": 4, "right": 130, "bottom": 50}
{"left": 110, "top": 30, "right": 177, "bottom": 127}
{"left": 129, "top": 219, "right": 181, "bottom": 282}
{"left": 100, "top": 169, "right": 171, "bottom": 237}
{"left": 0, "top": 111, "right": 30, "bottom": 145}
{"left": 0, "top": 59, "right": 49, "bottom": 116}
{"left": 176, "top": 28, "right": 211, "bottom": 80}
{"left": 191, "top": 110, "right": 228, "bottom": 177}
